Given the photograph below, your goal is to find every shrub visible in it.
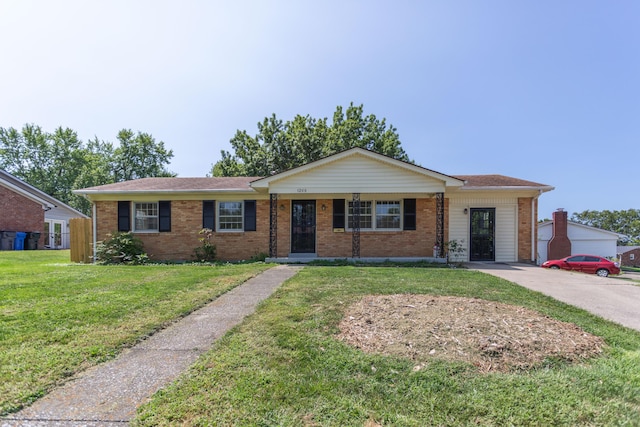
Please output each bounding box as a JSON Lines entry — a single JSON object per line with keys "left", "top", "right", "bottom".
{"left": 194, "top": 228, "right": 216, "bottom": 262}
{"left": 444, "top": 239, "right": 466, "bottom": 264}
{"left": 248, "top": 252, "right": 269, "bottom": 262}
{"left": 94, "top": 232, "right": 148, "bottom": 265}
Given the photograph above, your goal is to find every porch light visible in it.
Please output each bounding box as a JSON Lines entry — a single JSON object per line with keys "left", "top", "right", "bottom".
{"left": 279, "top": 204, "right": 285, "bottom": 211}
{"left": 464, "top": 208, "right": 468, "bottom": 215}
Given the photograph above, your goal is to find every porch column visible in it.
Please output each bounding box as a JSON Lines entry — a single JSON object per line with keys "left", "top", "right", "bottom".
{"left": 352, "top": 193, "right": 360, "bottom": 258}
{"left": 269, "top": 193, "right": 278, "bottom": 257}
{"left": 436, "top": 192, "right": 444, "bottom": 257}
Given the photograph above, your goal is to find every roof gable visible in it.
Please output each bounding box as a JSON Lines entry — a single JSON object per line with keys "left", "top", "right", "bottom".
{"left": 0, "top": 169, "right": 87, "bottom": 217}
{"left": 539, "top": 220, "right": 622, "bottom": 239}
{"left": 0, "top": 169, "right": 57, "bottom": 209}
{"left": 251, "top": 148, "right": 464, "bottom": 194}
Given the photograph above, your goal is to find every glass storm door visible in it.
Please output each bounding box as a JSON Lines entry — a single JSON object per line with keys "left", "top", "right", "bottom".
{"left": 291, "top": 200, "right": 316, "bottom": 254}
{"left": 469, "top": 208, "right": 495, "bottom": 261}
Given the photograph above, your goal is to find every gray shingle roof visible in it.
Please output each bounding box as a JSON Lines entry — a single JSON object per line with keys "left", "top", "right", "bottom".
{"left": 78, "top": 177, "right": 261, "bottom": 192}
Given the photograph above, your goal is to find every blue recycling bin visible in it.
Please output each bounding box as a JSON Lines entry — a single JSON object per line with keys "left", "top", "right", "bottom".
{"left": 14, "top": 232, "right": 27, "bottom": 250}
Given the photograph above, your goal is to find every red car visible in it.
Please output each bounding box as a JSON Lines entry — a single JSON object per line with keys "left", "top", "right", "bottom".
{"left": 541, "top": 254, "right": 620, "bottom": 277}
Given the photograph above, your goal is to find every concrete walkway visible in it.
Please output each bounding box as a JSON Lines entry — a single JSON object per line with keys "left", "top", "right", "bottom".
{"left": 1, "top": 265, "right": 301, "bottom": 427}
{"left": 469, "top": 263, "right": 640, "bottom": 332}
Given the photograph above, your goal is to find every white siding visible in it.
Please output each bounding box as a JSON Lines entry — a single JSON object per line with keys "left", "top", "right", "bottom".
{"left": 572, "top": 240, "right": 618, "bottom": 258}
{"left": 495, "top": 205, "right": 517, "bottom": 262}
{"left": 269, "top": 156, "right": 446, "bottom": 194}
{"left": 537, "top": 222, "right": 619, "bottom": 262}
{"left": 449, "top": 197, "right": 518, "bottom": 262}
{"left": 448, "top": 209, "right": 469, "bottom": 262}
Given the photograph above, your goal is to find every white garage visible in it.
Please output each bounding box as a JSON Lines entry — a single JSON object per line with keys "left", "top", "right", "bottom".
{"left": 538, "top": 220, "right": 620, "bottom": 264}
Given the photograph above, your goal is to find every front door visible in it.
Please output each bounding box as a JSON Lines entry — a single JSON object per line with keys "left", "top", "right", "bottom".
{"left": 291, "top": 200, "right": 316, "bottom": 254}
{"left": 469, "top": 208, "right": 495, "bottom": 261}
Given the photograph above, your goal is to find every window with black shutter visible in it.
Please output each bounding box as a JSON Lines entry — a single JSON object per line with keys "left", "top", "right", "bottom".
{"left": 244, "top": 200, "right": 257, "bottom": 231}
{"left": 403, "top": 199, "right": 416, "bottom": 230}
{"left": 158, "top": 201, "right": 171, "bottom": 232}
{"left": 203, "top": 200, "right": 215, "bottom": 230}
{"left": 118, "top": 201, "right": 131, "bottom": 232}
{"left": 333, "top": 199, "right": 345, "bottom": 229}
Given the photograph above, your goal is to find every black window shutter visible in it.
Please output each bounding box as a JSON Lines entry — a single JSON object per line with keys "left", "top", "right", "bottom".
{"left": 333, "top": 199, "right": 345, "bottom": 228}
{"left": 118, "top": 201, "right": 131, "bottom": 232}
{"left": 203, "top": 200, "right": 215, "bottom": 230}
{"left": 244, "top": 200, "right": 256, "bottom": 231}
{"left": 159, "top": 201, "right": 171, "bottom": 232}
{"left": 403, "top": 199, "right": 416, "bottom": 230}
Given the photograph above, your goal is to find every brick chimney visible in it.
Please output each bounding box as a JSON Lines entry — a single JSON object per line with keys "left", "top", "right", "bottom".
{"left": 548, "top": 209, "right": 571, "bottom": 260}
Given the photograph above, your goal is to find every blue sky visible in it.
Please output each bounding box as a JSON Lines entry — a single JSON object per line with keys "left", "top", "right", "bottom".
{"left": 1, "top": 1, "right": 638, "bottom": 219}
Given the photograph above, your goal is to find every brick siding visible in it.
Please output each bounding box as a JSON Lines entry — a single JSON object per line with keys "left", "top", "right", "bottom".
{"left": 518, "top": 197, "right": 536, "bottom": 262}
{"left": 95, "top": 197, "right": 449, "bottom": 261}
{"left": 0, "top": 185, "right": 44, "bottom": 248}
{"left": 316, "top": 198, "right": 441, "bottom": 258}
{"left": 620, "top": 248, "right": 640, "bottom": 268}
{"left": 95, "top": 200, "right": 270, "bottom": 261}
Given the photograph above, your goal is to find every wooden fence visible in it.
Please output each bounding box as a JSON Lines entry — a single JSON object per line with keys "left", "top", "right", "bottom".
{"left": 70, "top": 218, "right": 92, "bottom": 263}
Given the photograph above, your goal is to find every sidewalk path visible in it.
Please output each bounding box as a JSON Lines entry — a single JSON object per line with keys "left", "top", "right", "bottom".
{"left": 2, "top": 265, "right": 301, "bottom": 427}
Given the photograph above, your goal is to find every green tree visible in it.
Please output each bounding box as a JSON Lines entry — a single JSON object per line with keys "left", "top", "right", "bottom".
{"left": 112, "top": 129, "right": 175, "bottom": 181}
{"left": 0, "top": 125, "right": 176, "bottom": 215}
{"left": 570, "top": 209, "right": 640, "bottom": 244}
{"left": 211, "top": 103, "right": 410, "bottom": 177}
{"left": 68, "top": 137, "right": 116, "bottom": 215}
{"left": 0, "top": 124, "right": 87, "bottom": 205}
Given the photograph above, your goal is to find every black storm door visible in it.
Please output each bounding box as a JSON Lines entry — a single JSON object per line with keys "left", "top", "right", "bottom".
{"left": 470, "top": 208, "right": 495, "bottom": 261}
{"left": 291, "top": 200, "right": 316, "bottom": 253}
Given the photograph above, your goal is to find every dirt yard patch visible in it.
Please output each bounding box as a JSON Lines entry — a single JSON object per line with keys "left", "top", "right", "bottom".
{"left": 337, "top": 294, "right": 605, "bottom": 373}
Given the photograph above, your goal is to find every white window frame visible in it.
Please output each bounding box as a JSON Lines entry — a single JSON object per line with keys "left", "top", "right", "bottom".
{"left": 348, "top": 200, "right": 373, "bottom": 229}
{"left": 133, "top": 202, "right": 159, "bottom": 232}
{"left": 375, "top": 200, "right": 402, "bottom": 230}
{"left": 218, "top": 201, "right": 244, "bottom": 232}
{"left": 347, "top": 199, "right": 402, "bottom": 231}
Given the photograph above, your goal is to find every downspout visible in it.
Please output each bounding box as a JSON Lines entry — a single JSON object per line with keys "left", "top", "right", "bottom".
{"left": 92, "top": 202, "right": 97, "bottom": 263}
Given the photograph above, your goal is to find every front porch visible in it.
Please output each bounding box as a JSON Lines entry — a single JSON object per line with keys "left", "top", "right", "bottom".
{"left": 265, "top": 256, "right": 448, "bottom": 264}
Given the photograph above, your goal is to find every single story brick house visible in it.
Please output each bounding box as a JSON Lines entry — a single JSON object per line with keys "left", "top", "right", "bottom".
{"left": 1, "top": 169, "right": 88, "bottom": 249}
{"left": 75, "top": 148, "right": 553, "bottom": 263}
{"left": 618, "top": 246, "right": 640, "bottom": 268}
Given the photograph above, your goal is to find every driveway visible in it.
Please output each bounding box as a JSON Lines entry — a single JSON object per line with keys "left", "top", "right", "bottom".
{"left": 468, "top": 263, "right": 640, "bottom": 332}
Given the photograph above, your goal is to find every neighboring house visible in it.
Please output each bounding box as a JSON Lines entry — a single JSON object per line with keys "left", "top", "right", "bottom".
{"left": 618, "top": 246, "right": 640, "bottom": 268}
{"left": 538, "top": 209, "right": 621, "bottom": 263}
{"left": 75, "top": 148, "right": 554, "bottom": 262}
{"left": 0, "top": 169, "right": 88, "bottom": 249}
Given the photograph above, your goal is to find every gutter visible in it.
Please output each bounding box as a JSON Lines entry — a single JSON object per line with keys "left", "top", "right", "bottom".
{"left": 458, "top": 185, "right": 555, "bottom": 192}
{"left": 92, "top": 203, "right": 97, "bottom": 264}
{"left": 532, "top": 191, "right": 540, "bottom": 263}
{"left": 76, "top": 189, "right": 258, "bottom": 195}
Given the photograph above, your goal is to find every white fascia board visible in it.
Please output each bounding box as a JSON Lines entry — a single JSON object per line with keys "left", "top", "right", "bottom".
{"left": 74, "top": 188, "right": 259, "bottom": 201}
{"left": 0, "top": 180, "right": 56, "bottom": 209}
{"left": 251, "top": 147, "right": 465, "bottom": 189}
{"left": 457, "top": 185, "right": 555, "bottom": 193}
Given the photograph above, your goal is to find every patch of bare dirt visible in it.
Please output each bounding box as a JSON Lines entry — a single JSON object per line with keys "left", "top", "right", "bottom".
{"left": 337, "top": 294, "right": 605, "bottom": 373}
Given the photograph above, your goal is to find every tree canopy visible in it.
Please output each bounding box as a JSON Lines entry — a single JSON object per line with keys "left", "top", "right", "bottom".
{"left": 570, "top": 209, "right": 640, "bottom": 244}
{"left": 0, "top": 124, "right": 174, "bottom": 215}
{"left": 211, "top": 103, "right": 410, "bottom": 177}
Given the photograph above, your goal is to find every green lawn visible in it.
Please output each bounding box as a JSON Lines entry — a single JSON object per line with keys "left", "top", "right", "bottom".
{"left": 133, "top": 266, "right": 640, "bottom": 426}
{"left": 0, "top": 250, "right": 272, "bottom": 415}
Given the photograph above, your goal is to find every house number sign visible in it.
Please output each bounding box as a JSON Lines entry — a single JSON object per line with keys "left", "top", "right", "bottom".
{"left": 296, "top": 188, "right": 307, "bottom": 193}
